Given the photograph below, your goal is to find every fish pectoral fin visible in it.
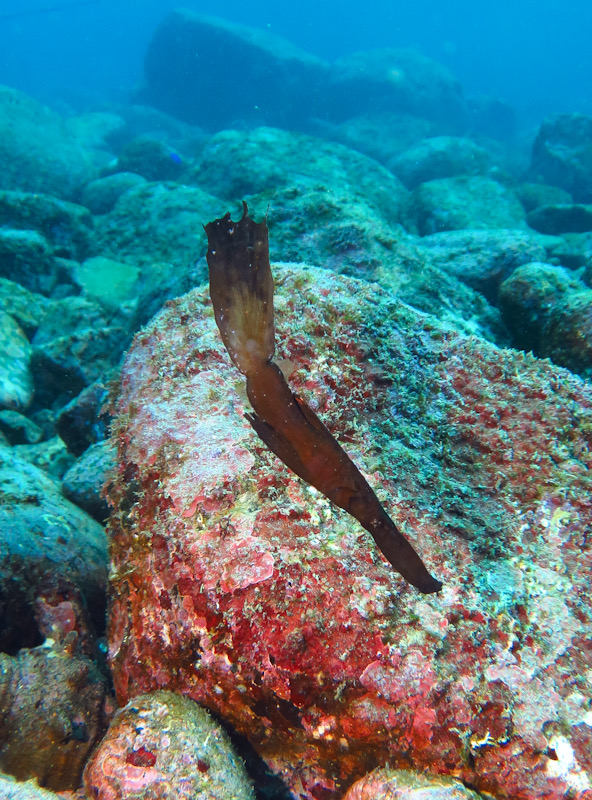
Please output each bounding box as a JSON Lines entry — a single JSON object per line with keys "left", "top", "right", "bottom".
{"left": 245, "top": 412, "right": 314, "bottom": 485}
{"left": 292, "top": 393, "right": 333, "bottom": 435}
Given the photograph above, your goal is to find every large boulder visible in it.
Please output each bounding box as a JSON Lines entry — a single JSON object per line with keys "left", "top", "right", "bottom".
{"left": 83, "top": 691, "right": 255, "bottom": 800}
{"left": 531, "top": 113, "right": 592, "bottom": 202}
{"left": 326, "top": 49, "right": 468, "bottom": 128}
{"left": 107, "top": 264, "right": 592, "bottom": 800}
{"left": 412, "top": 176, "right": 527, "bottom": 235}
{"left": 0, "top": 86, "right": 95, "bottom": 200}
{"left": 192, "top": 127, "right": 412, "bottom": 228}
{"left": 0, "top": 444, "right": 108, "bottom": 652}
{"left": 140, "top": 10, "right": 329, "bottom": 129}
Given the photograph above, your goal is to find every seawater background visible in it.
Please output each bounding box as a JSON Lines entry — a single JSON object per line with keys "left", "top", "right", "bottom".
{"left": 0, "top": 0, "right": 591, "bottom": 123}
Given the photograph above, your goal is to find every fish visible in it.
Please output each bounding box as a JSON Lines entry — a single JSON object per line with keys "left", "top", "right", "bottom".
{"left": 205, "top": 202, "right": 442, "bottom": 594}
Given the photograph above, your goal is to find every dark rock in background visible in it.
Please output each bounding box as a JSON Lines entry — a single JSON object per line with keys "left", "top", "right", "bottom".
{"left": 141, "top": 10, "right": 329, "bottom": 130}
{"left": 61, "top": 439, "right": 115, "bottom": 522}
{"left": 527, "top": 203, "right": 592, "bottom": 234}
{"left": 499, "top": 262, "right": 592, "bottom": 376}
{"left": 0, "top": 644, "right": 112, "bottom": 791}
{"left": 326, "top": 48, "right": 468, "bottom": 129}
{"left": 140, "top": 11, "right": 468, "bottom": 134}
{"left": 312, "top": 112, "right": 440, "bottom": 167}
{"left": 55, "top": 381, "right": 111, "bottom": 456}
{"left": 0, "top": 191, "right": 93, "bottom": 261}
{"left": 515, "top": 182, "right": 572, "bottom": 213}
{"left": 532, "top": 113, "right": 592, "bottom": 202}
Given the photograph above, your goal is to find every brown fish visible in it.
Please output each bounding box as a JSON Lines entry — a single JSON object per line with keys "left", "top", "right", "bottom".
{"left": 205, "top": 202, "right": 442, "bottom": 594}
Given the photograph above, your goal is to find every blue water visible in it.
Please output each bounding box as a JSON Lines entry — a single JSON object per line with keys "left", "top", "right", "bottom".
{"left": 0, "top": 0, "right": 591, "bottom": 124}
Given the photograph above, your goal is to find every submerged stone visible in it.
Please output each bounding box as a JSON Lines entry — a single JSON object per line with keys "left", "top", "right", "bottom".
{"left": 107, "top": 264, "right": 592, "bottom": 800}
{"left": 84, "top": 691, "right": 255, "bottom": 800}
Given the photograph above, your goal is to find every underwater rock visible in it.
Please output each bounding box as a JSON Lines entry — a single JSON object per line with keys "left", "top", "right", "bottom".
{"left": 390, "top": 136, "right": 492, "bottom": 190}
{"left": 141, "top": 10, "right": 329, "bottom": 130}
{"left": 0, "top": 410, "right": 43, "bottom": 445}
{"left": 342, "top": 767, "right": 484, "bottom": 799}
{"left": 466, "top": 95, "right": 517, "bottom": 142}
{"left": 0, "top": 228, "right": 56, "bottom": 295}
{"left": 55, "top": 381, "right": 112, "bottom": 457}
{"left": 95, "top": 181, "right": 223, "bottom": 277}
{"left": 0, "top": 443, "right": 108, "bottom": 652}
{"left": 0, "top": 312, "right": 33, "bottom": 411}
{"left": 532, "top": 113, "right": 592, "bottom": 202}
{"left": 418, "top": 228, "right": 546, "bottom": 300}
{"left": 516, "top": 181, "right": 573, "bottom": 213}
{"left": 108, "top": 264, "right": 592, "bottom": 800}
{"left": 243, "top": 187, "right": 507, "bottom": 344}
{"left": 527, "top": 203, "right": 592, "bottom": 235}
{"left": 0, "top": 278, "right": 50, "bottom": 337}
{"left": 412, "top": 175, "right": 527, "bottom": 235}
{"left": 0, "top": 642, "right": 112, "bottom": 792}
{"left": 545, "top": 231, "right": 592, "bottom": 270}
{"left": 74, "top": 256, "right": 140, "bottom": 312}
{"left": 192, "top": 127, "right": 412, "bottom": 228}
{"left": 30, "top": 296, "right": 127, "bottom": 408}
{"left": 326, "top": 49, "right": 468, "bottom": 129}
{"left": 80, "top": 172, "right": 147, "bottom": 215}
{"left": 0, "top": 773, "right": 70, "bottom": 799}
{"left": 499, "top": 261, "right": 592, "bottom": 376}
{"left": 0, "top": 85, "right": 95, "bottom": 200}
{"left": 83, "top": 690, "right": 255, "bottom": 800}
{"left": 0, "top": 190, "right": 93, "bottom": 262}
{"left": 14, "top": 435, "right": 74, "bottom": 481}
{"left": 62, "top": 439, "right": 116, "bottom": 522}
{"left": 109, "top": 137, "right": 188, "bottom": 182}
{"left": 315, "top": 112, "right": 440, "bottom": 169}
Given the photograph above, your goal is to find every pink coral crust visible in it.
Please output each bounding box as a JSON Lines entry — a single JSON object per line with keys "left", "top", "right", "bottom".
{"left": 108, "top": 266, "right": 592, "bottom": 800}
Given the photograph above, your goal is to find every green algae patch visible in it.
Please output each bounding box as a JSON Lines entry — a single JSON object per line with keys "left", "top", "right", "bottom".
{"left": 75, "top": 256, "right": 140, "bottom": 310}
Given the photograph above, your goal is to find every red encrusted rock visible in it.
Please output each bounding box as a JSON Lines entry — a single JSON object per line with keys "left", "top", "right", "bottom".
{"left": 83, "top": 691, "right": 254, "bottom": 800}
{"left": 107, "top": 264, "right": 592, "bottom": 800}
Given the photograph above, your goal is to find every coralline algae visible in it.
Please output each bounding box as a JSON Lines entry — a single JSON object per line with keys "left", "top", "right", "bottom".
{"left": 107, "top": 263, "right": 592, "bottom": 799}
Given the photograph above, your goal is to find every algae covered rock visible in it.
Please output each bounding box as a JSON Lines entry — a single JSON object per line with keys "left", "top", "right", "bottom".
{"left": 343, "top": 767, "right": 485, "bottom": 799}
{"left": 499, "top": 261, "right": 592, "bottom": 377}
{"left": 413, "top": 175, "right": 527, "bottom": 235}
{"left": 0, "top": 85, "right": 94, "bottom": 199}
{"left": 80, "top": 172, "right": 147, "bottom": 215}
{"left": 418, "top": 228, "right": 546, "bottom": 299}
{"left": 532, "top": 113, "right": 592, "bottom": 202}
{"left": 192, "top": 126, "right": 412, "bottom": 228}
{"left": 95, "top": 181, "right": 223, "bottom": 273}
{"left": 107, "top": 264, "right": 592, "bottom": 800}
{"left": 391, "top": 136, "right": 492, "bottom": 189}
{"left": 0, "top": 312, "right": 33, "bottom": 411}
{"left": 0, "top": 190, "right": 93, "bottom": 261}
{"left": 0, "top": 228, "right": 55, "bottom": 295}
{"left": 84, "top": 691, "right": 254, "bottom": 800}
{"left": 0, "top": 644, "right": 111, "bottom": 792}
{"left": 0, "top": 444, "right": 108, "bottom": 652}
